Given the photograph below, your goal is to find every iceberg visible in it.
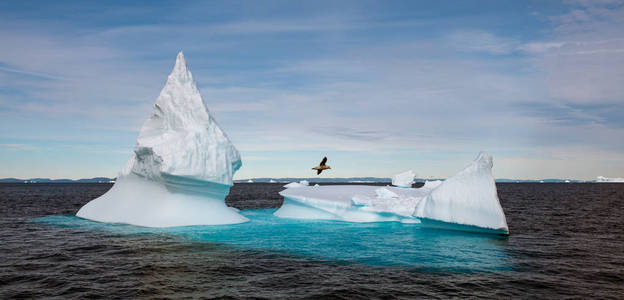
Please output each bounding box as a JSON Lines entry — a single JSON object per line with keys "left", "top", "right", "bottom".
{"left": 392, "top": 170, "right": 415, "bottom": 187}
{"left": 76, "top": 52, "right": 247, "bottom": 227}
{"left": 275, "top": 152, "right": 509, "bottom": 235}
{"left": 423, "top": 180, "right": 442, "bottom": 189}
{"left": 596, "top": 176, "right": 624, "bottom": 183}
{"left": 283, "top": 180, "right": 309, "bottom": 188}
{"left": 414, "top": 152, "right": 508, "bottom": 235}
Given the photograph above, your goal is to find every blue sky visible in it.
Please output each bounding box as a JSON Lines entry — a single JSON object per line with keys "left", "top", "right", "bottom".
{"left": 1, "top": 0, "right": 623, "bottom": 180}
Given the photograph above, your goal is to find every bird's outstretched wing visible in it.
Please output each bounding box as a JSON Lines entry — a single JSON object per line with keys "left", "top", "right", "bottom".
{"left": 320, "top": 157, "right": 327, "bottom": 166}
{"left": 317, "top": 169, "right": 322, "bottom": 175}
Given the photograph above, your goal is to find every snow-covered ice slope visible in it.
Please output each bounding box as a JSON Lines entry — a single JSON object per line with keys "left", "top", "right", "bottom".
{"left": 414, "top": 152, "right": 509, "bottom": 235}
{"left": 77, "top": 52, "right": 247, "bottom": 227}
{"left": 275, "top": 152, "right": 509, "bottom": 235}
{"left": 276, "top": 185, "right": 428, "bottom": 222}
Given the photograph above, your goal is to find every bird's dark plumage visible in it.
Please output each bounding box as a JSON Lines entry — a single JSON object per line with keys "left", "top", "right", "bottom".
{"left": 312, "top": 156, "right": 330, "bottom": 175}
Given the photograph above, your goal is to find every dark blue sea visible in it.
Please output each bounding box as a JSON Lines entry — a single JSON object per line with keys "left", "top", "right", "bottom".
{"left": 1, "top": 182, "right": 623, "bottom": 298}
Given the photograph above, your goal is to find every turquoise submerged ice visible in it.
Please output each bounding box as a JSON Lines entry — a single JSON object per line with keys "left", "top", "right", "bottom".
{"left": 276, "top": 152, "right": 509, "bottom": 235}
{"left": 37, "top": 210, "right": 511, "bottom": 271}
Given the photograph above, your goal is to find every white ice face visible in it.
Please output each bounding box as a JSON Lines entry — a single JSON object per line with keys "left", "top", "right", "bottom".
{"left": 122, "top": 52, "right": 241, "bottom": 186}
{"left": 422, "top": 180, "right": 442, "bottom": 189}
{"left": 277, "top": 185, "right": 425, "bottom": 222}
{"left": 413, "top": 152, "right": 509, "bottom": 234}
{"left": 277, "top": 181, "right": 440, "bottom": 222}
{"left": 283, "top": 180, "right": 310, "bottom": 188}
{"left": 77, "top": 52, "right": 246, "bottom": 227}
{"left": 392, "top": 170, "right": 415, "bottom": 188}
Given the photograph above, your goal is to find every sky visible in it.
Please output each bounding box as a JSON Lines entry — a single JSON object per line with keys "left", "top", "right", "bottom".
{"left": 1, "top": 0, "right": 623, "bottom": 180}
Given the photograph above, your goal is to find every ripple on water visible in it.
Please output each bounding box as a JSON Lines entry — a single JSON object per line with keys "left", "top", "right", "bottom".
{"left": 1, "top": 182, "right": 623, "bottom": 298}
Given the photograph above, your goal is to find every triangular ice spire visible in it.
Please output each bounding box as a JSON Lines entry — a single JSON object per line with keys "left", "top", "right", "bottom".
{"left": 413, "top": 152, "right": 508, "bottom": 234}
{"left": 121, "top": 51, "right": 242, "bottom": 185}
{"left": 77, "top": 52, "right": 247, "bottom": 227}
{"left": 166, "top": 51, "right": 194, "bottom": 87}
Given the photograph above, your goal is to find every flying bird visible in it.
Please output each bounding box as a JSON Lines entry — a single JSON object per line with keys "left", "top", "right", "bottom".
{"left": 312, "top": 157, "right": 331, "bottom": 175}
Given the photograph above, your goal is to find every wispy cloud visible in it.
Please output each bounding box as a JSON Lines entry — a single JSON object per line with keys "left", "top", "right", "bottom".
{"left": 445, "top": 30, "right": 519, "bottom": 54}
{"left": 1, "top": 1, "right": 623, "bottom": 179}
{"left": 1, "top": 143, "right": 40, "bottom": 151}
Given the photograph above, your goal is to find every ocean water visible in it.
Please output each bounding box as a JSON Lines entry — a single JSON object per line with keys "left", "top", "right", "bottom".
{"left": 1, "top": 183, "right": 623, "bottom": 298}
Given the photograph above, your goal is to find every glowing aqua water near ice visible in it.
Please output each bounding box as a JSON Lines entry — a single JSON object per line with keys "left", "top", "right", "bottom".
{"left": 37, "top": 210, "right": 511, "bottom": 272}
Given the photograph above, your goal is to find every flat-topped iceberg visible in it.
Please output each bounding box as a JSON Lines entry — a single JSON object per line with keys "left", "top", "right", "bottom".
{"left": 275, "top": 152, "right": 509, "bottom": 235}
{"left": 283, "top": 180, "right": 309, "bottom": 188}
{"left": 277, "top": 185, "right": 430, "bottom": 222}
{"left": 77, "top": 52, "right": 247, "bottom": 227}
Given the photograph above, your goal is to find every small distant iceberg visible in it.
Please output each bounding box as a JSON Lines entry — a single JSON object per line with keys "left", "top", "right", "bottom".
{"left": 275, "top": 152, "right": 509, "bottom": 235}
{"left": 76, "top": 52, "right": 247, "bottom": 227}
{"left": 392, "top": 170, "right": 415, "bottom": 188}
{"left": 283, "top": 180, "right": 309, "bottom": 188}
{"left": 423, "top": 180, "right": 442, "bottom": 189}
{"left": 247, "top": 179, "right": 254, "bottom": 183}
{"left": 596, "top": 176, "right": 624, "bottom": 183}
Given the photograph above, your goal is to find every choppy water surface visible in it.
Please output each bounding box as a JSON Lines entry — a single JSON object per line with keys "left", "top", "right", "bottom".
{"left": 1, "top": 183, "right": 623, "bottom": 298}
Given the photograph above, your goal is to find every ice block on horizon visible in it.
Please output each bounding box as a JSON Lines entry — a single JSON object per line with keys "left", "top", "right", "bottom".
{"left": 77, "top": 52, "right": 247, "bottom": 227}
{"left": 596, "top": 176, "right": 624, "bottom": 183}
{"left": 392, "top": 170, "right": 415, "bottom": 188}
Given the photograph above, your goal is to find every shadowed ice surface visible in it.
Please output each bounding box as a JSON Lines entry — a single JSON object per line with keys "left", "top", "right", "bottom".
{"left": 35, "top": 209, "right": 510, "bottom": 272}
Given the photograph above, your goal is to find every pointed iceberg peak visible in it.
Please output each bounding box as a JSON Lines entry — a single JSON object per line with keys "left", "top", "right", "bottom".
{"left": 77, "top": 52, "right": 246, "bottom": 227}
{"left": 130, "top": 51, "right": 241, "bottom": 184}
{"left": 173, "top": 51, "right": 187, "bottom": 72}
{"left": 474, "top": 151, "right": 493, "bottom": 169}
{"left": 167, "top": 51, "right": 193, "bottom": 85}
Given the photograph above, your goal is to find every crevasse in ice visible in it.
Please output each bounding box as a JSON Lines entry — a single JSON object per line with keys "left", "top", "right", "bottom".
{"left": 76, "top": 52, "right": 247, "bottom": 227}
